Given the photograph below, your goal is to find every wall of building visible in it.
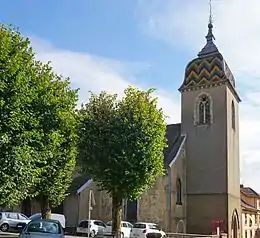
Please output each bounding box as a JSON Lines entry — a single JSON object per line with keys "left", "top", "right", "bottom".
{"left": 169, "top": 147, "right": 186, "bottom": 233}
{"left": 242, "top": 196, "right": 259, "bottom": 209}
{"left": 226, "top": 86, "right": 241, "bottom": 237}
{"left": 242, "top": 211, "right": 260, "bottom": 238}
{"left": 181, "top": 85, "right": 229, "bottom": 234}
{"left": 78, "top": 182, "right": 112, "bottom": 222}
{"left": 64, "top": 194, "right": 78, "bottom": 227}
{"left": 138, "top": 175, "right": 168, "bottom": 229}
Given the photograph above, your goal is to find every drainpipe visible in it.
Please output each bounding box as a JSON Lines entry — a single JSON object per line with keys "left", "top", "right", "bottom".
{"left": 77, "top": 192, "right": 80, "bottom": 226}
{"left": 167, "top": 166, "right": 172, "bottom": 231}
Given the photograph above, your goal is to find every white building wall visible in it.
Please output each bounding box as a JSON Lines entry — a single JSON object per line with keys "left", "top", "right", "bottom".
{"left": 242, "top": 212, "right": 260, "bottom": 238}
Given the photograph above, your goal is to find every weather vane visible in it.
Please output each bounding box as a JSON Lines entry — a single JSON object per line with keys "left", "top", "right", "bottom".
{"left": 209, "top": 0, "right": 213, "bottom": 24}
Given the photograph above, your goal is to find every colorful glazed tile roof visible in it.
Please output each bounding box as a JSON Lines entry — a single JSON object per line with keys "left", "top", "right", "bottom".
{"left": 179, "top": 22, "right": 236, "bottom": 93}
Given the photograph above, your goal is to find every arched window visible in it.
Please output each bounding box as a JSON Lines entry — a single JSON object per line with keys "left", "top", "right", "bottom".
{"left": 198, "top": 94, "right": 211, "bottom": 125}
{"left": 232, "top": 101, "right": 235, "bottom": 130}
{"left": 176, "top": 178, "right": 182, "bottom": 205}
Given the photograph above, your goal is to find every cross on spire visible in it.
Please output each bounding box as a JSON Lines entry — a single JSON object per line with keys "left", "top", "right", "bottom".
{"left": 209, "top": 0, "right": 213, "bottom": 24}
{"left": 197, "top": 0, "right": 219, "bottom": 57}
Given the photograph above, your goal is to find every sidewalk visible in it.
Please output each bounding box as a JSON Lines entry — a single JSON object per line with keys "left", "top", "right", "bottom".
{"left": 0, "top": 232, "right": 18, "bottom": 238}
{"left": 0, "top": 232, "right": 83, "bottom": 238}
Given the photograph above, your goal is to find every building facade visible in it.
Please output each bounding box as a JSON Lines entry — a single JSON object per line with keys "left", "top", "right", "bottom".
{"left": 179, "top": 20, "right": 241, "bottom": 237}
{"left": 240, "top": 185, "right": 260, "bottom": 238}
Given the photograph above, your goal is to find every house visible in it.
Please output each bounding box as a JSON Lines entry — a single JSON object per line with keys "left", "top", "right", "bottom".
{"left": 240, "top": 185, "right": 260, "bottom": 238}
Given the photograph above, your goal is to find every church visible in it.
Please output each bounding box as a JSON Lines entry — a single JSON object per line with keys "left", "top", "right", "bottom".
{"left": 74, "top": 17, "right": 241, "bottom": 238}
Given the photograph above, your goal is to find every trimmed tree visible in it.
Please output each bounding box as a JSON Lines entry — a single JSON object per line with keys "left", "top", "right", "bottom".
{"left": 33, "top": 75, "right": 79, "bottom": 219}
{"left": 0, "top": 24, "right": 78, "bottom": 218}
{"left": 0, "top": 24, "right": 42, "bottom": 207}
{"left": 78, "top": 86, "right": 167, "bottom": 237}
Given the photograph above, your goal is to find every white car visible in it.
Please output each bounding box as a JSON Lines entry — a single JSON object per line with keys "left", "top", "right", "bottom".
{"left": 76, "top": 219, "right": 106, "bottom": 237}
{"left": 130, "top": 222, "right": 166, "bottom": 238}
{"left": 104, "top": 221, "right": 133, "bottom": 238}
{"left": 29, "top": 213, "right": 66, "bottom": 229}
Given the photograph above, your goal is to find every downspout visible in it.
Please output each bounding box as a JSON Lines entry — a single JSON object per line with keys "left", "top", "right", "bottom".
{"left": 167, "top": 166, "right": 172, "bottom": 231}
{"left": 77, "top": 192, "right": 80, "bottom": 226}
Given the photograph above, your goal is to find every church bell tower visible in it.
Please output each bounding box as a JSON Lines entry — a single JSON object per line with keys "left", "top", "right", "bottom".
{"left": 179, "top": 12, "right": 241, "bottom": 237}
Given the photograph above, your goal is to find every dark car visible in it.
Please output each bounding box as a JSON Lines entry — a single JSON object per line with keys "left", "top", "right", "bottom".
{"left": 19, "top": 219, "right": 64, "bottom": 238}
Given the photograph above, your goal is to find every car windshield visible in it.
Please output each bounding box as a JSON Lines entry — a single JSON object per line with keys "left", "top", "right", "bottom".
{"left": 26, "top": 220, "right": 61, "bottom": 234}
{"left": 106, "top": 221, "right": 112, "bottom": 226}
{"left": 148, "top": 224, "right": 160, "bottom": 230}
{"left": 133, "top": 223, "right": 146, "bottom": 229}
{"left": 78, "top": 220, "right": 89, "bottom": 228}
{"left": 29, "top": 214, "right": 42, "bottom": 220}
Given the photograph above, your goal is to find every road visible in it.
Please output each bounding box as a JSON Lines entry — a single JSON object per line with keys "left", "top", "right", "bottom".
{"left": 0, "top": 232, "right": 81, "bottom": 238}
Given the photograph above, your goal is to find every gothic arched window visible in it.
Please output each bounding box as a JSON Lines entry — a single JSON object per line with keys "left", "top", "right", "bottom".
{"left": 198, "top": 94, "right": 211, "bottom": 125}
{"left": 232, "top": 101, "right": 235, "bottom": 130}
{"left": 176, "top": 178, "right": 182, "bottom": 205}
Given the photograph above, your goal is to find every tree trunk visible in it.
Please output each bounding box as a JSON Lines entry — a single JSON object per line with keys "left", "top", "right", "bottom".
{"left": 112, "top": 195, "right": 123, "bottom": 238}
{"left": 41, "top": 197, "right": 51, "bottom": 219}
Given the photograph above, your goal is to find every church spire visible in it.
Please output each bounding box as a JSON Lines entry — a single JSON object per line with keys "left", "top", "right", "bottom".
{"left": 198, "top": 0, "right": 219, "bottom": 58}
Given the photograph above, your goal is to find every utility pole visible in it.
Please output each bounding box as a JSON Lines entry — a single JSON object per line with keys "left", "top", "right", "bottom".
{"left": 87, "top": 189, "right": 95, "bottom": 238}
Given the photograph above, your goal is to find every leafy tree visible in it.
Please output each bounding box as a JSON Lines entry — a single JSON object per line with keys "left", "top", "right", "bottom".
{"left": 33, "top": 76, "right": 78, "bottom": 219}
{"left": 0, "top": 24, "right": 78, "bottom": 218}
{"left": 78, "top": 86, "right": 167, "bottom": 237}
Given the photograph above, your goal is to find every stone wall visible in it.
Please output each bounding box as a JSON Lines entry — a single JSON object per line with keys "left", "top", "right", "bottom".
{"left": 138, "top": 176, "right": 168, "bottom": 229}
{"left": 78, "top": 182, "right": 112, "bottom": 222}
{"left": 77, "top": 148, "right": 186, "bottom": 233}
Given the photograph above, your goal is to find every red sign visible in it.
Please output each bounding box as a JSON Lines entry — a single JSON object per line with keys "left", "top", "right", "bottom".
{"left": 212, "top": 220, "right": 225, "bottom": 234}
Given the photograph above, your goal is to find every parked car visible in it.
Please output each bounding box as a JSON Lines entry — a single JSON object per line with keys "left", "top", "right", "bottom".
{"left": 104, "top": 221, "right": 133, "bottom": 238}
{"left": 29, "top": 213, "right": 65, "bottom": 229}
{"left": 0, "top": 212, "right": 30, "bottom": 232}
{"left": 19, "top": 219, "right": 64, "bottom": 238}
{"left": 76, "top": 219, "right": 106, "bottom": 237}
{"left": 130, "top": 222, "right": 166, "bottom": 238}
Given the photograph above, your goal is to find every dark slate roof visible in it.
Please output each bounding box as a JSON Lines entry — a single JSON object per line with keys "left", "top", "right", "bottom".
{"left": 164, "top": 123, "right": 185, "bottom": 166}
{"left": 68, "top": 175, "right": 90, "bottom": 193}
{"left": 241, "top": 186, "right": 260, "bottom": 197}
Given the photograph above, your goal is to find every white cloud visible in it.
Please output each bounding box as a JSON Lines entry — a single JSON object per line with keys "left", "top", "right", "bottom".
{"left": 137, "top": 0, "right": 260, "bottom": 191}
{"left": 30, "top": 36, "right": 181, "bottom": 124}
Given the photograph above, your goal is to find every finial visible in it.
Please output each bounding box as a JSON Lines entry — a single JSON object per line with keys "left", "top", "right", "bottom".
{"left": 197, "top": 0, "right": 218, "bottom": 57}
{"left": 209, "top": 0, "right": 213, "bottom": 25}
{"left": 206, "top": 0, "right": 215, "bottom": 42}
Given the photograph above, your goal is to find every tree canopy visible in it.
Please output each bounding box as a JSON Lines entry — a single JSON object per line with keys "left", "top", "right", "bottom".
{"left": 0, "top": 24, "right": 78, "bottom": 217}
{"left": 78, "top": 86, "right": 167, "bottom": 235}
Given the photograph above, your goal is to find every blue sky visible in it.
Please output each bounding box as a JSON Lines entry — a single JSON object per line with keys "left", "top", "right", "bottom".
{"left": 1, "top": 0, "right": 260, "bottom": 191}
{"left": 0, "top": 0, "right": 188, "bottom": 90}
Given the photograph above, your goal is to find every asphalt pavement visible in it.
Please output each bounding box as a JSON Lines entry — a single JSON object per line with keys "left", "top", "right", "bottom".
{"left": 0, "top": 232, "right": 81, "bottom": 238}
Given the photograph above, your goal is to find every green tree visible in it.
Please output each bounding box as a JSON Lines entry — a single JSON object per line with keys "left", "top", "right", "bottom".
{"left": 78, "top": 86, "right": 167, "bottom": 237}
{"left": 0, "top": 24, "right": 78, "bottom": 218}
{"left": 33, "top": 76, "right": 78, "bottom": 219}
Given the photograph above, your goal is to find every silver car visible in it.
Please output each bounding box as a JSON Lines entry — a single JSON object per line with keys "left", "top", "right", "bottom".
{"left": 19, "top": 219, "right": 64, "bottom": 238}
{"left": 0, "top": 212, "right": 30, "bottom": 232}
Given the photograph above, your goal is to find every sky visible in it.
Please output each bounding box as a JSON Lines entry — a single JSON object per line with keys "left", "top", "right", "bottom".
{"left": 1, "top": 0, "right": 260, "bottom": 191}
